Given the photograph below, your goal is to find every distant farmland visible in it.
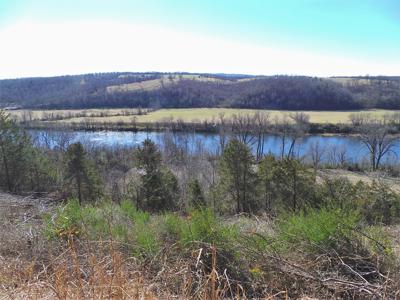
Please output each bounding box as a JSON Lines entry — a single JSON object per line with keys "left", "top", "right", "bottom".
{"left": 9, "top": 108, "right": 400, "bottom": 125}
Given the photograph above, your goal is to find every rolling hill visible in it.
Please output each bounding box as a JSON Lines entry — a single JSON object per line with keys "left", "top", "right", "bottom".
{"left": 0, "top": 72, "right": 399, "bottom": 110}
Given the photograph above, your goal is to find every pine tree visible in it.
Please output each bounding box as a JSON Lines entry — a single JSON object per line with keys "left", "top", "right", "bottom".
{"left": 0, "top": 110, "right": 53, "bottom": 192}
{"left": 0, "top": 110, "right": 20, "bottom": 191}
{"left": 188, "top": 178, "right": 206, "bottom": 208}
{"left": 272, "top": 158, "right": 315, "bottom": 212}
{"left": 135, "top": 139, "right": 179, "bottom": 211}
{"left": 65, "top": 142, "right": 102, "bottom": 204}
{"left": 219, "top": 139, "right": 257, "bottom": 213}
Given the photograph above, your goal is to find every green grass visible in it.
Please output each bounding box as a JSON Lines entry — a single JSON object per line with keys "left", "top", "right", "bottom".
{"left": 162, "top": 209, "right": 238, "bottom": 247}
{"left": 45, "top": 199, "right": 362, "bottom": 256}
{"left": 45, "top": 199, "right": 238, "bottom": 257}
{"left": 277, "top": 208, "right": 360, "bottom": 250}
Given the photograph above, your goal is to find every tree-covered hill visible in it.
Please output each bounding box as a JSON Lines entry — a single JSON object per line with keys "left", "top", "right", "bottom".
{"left": 1, "top": 72, "right": 399, "bottom": 110}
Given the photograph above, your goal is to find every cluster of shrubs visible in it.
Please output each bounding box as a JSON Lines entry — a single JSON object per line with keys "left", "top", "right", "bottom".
{"left": 44, "top": 197, "right": 398, "bottom": 297}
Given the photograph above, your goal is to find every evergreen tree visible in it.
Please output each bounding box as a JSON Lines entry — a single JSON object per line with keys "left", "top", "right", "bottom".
{"left": 65, "top": 142, "right": 102, "bottom": 204}
{"left": 188, "top": 178, "right": 206, "bottom": 208}
{"left": 364, "top": 181, "right": 400, "bottom": 225}
{"left": 135, "top": 139, "right": 179, "bottom": 211}
{"left": 0, "top": 110, "right": 55, "bottom": 192}
{"left": 272, "top": 158, "right": 315, "bottom": 212}
{"left": 0, "top": 110, "right": 26, "bottom": 191}
{"left": 219, "top": 139, "right": 257, "bottom": 213}
{"left": 160, "top": 168, "right": 180, "bottom": 210}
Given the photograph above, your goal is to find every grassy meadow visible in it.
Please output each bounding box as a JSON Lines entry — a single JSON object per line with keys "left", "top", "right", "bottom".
{"left": 9, "top": 108, "right": 400, "bottom": 125}
{"left": 106, "top": 74, "right": 231, "bottom": 93}
{"left": 9, "top": 108, "right": 141, "bottom": 120}
{"left": 130, "top": 108, "right": 398, "bottom": 124}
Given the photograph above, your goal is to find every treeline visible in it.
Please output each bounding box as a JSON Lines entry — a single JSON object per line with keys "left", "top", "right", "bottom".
{"left": 141, "top": 76, "right": 357, "bottom": 110}
{"left": 1, "top": 72, "right": 400, "bottom": 110}
{"left": 1, "top": 109, "right": 399, "bottom": 213}
{"left": 0, "top": 72, "right": 162, "bottom": 108}
{"left": 338, "top": 76, "right": 400, "bottom": 108}
{"left": 3, "top": 110, "right": 399, "bottom": 197}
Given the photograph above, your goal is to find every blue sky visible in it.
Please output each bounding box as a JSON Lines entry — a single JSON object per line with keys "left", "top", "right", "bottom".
{"left": 0, "top": 0, "right": 399, "bottom": 78}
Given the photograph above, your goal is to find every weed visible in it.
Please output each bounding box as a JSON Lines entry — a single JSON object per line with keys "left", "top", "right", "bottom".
{"left": 277, "top": 207, "right": 359, "bottom": 250}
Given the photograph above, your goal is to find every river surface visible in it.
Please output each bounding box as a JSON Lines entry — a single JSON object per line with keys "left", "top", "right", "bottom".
{"left": 28, "top": 129, "right": 399, "bottom": 164}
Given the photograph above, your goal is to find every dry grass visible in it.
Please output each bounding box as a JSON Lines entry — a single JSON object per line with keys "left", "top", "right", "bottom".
{"left": 106, "top": 74, "right": 229, "bottom": 93}
{"left": 0, "top": 193, "right": 250, "bottom": 299}
{"left": 0, "top": 240, "right": 157, "bottom": 299}
{"left": 0, "top": 233, "right": 246, "bottom": 299}
{"left": 132, "top": 108, "right": 397, "bottom": 124}
{"left": 1, "top": 192, "right": 400, "bottom": 299}
{"left": 318, "top": 169, "right": 400, "bottom": 193}
{"left": 14, "top": 108, "right": 400, "bottom": 126}
{"left": 106, "top": 78, "right": 167, "bottom": 93}
{"left": 329, "top": 77, "right": 376, "bottom": 86}
{"left": 9, "top": 108, "right": 142, "bottom": 122}
{"left": 2, "top": 237, "right": 399, "bottom": 299}
{"left": 136, "top": 108, "right": 400, "bottom": 124}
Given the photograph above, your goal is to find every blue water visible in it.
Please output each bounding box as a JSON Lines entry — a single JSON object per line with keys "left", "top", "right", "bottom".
{"left": 28, "top": 130, "right": 399, "bottom": 164}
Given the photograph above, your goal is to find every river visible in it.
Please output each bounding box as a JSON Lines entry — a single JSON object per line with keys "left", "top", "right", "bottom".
{"left": 28, "top": 129, "right": 399, "bottom": 165}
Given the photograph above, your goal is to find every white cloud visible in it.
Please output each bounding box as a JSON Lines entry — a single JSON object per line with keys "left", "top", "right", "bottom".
{"left": 0, "top": 20, "right": 398, "bottom": 78}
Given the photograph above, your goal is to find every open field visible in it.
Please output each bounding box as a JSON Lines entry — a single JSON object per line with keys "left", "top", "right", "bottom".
{"left": 106, "top": 74, "right": 233, "bottom": 93}
{"left": 9, "top": 108, "right": 400, "bottom": 125}
{"left": 130, "top": 108, "right": 399, "bottom": 124}
{"left": 9, "top": 108, "right": 142, "bottom": 120}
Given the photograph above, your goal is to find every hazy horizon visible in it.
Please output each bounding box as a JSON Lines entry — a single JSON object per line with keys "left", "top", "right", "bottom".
{"left": 1, "top": 0, "right": 399, "bottom": 79}
{"left": 2, "top": 71, "right": 400, "bottom": 82}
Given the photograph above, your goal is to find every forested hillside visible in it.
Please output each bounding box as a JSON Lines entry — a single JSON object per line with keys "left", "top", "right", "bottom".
{"left": 1, "top": 72, "right": 399, "bottom": 110}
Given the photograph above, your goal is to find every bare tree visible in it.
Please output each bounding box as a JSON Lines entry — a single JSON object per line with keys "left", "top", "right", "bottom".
{"left": 327, "top": 145, "right": 348, "bottom": 168}
{"left": 383, "top": 112, "right": 400, "bottom": 126}
{"left": 273, "top": 113, "right": 310, "bottom": 159}
{"left": 274, "top": 115, "right": 291, "bottom": 159}
{"left": 217, "top": 112, "right": 229, "bottom": 154}
{"left": 231, "top": 113, "right": 256, "bottom": 146}
{"left": 253, "top": 111, "right": 270, "bottom": 161}
{"left": 359, "top": 121, "right": 398, "bottom": 171}
{"left": 205, "top": 150, "right": 219, "bottom": 212}
{"left": 308, "top": 141, "right": 326, "bottom": 172}
{"left": 20, "top": 110, "right": 33, "bottom": 123}
{"left": 130, "top": 116, "right": 137, "bottom": 130}
{"left": 349, "top": 113, "right": 371, "bottom": 127}
{"left": 287, "top": 112, "right": 310, "bottom": 158}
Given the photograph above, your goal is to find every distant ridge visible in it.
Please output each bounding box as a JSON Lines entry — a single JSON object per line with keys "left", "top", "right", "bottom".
{"left": 1, "top": 72, "right": 399, "bottom": 110}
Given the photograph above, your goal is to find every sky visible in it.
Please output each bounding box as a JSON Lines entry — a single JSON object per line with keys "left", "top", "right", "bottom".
{"left": 0, "top": 0, "right": 399, "bottom": 78}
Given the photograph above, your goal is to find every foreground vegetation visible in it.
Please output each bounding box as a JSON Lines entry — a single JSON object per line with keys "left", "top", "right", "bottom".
{"left": 1, "top": 110, "right": 400, "bottom": 298}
